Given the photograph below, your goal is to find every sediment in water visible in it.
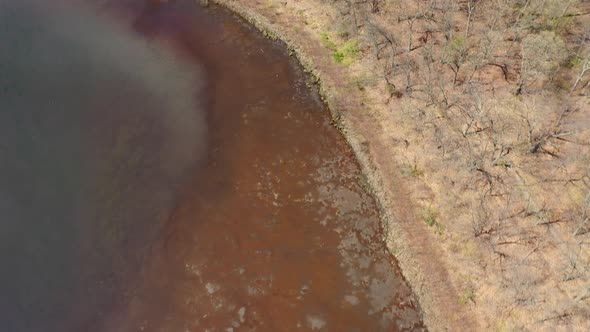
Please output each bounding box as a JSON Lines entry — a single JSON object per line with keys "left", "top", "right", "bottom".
{"left": 207, "top": 1, "right": 474, "bottom": 330}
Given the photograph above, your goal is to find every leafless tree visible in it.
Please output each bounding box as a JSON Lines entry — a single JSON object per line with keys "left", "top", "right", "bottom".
{"left": 573, "top": 192, "right": 590, "bottom": 236}
{"left": 465, "top": 0, "right": 480, "bottom": 37}
{"left": 518, "top": 31, "right": 567, "bottom": 94}
{"left": 570, "top": 56, "right": 590, "bottom": 94}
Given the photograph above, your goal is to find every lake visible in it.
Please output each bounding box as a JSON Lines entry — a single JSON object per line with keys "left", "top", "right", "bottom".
{"left": 0, "top": 1, "right": 424, "bottom": 331}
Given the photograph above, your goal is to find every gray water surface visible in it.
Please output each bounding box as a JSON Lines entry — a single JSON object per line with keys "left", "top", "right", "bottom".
{"left": 0, "top": 1, "right": 206, "bottom": 330}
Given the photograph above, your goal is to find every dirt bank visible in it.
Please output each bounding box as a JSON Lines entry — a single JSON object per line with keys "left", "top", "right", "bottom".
{"left": 208, "top": 0, "right": 477, "bottom": 330}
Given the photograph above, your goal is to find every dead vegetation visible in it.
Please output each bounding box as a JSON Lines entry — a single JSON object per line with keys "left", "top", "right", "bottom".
{"left": 317, "top": 0, "right": 590, "bottom": 329}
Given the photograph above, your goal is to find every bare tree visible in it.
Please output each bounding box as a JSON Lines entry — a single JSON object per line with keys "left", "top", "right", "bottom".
{"left": 573, "top": 192, "right": 590, "bottom": 236}
{"left": 518, "top": 31, "right": 567, "bottom": 94}
{"left": 570, "top": 56, "right": 590, "bottom": 94}
{"left": 465, "top": 0, "right": 480, "bottom": 37}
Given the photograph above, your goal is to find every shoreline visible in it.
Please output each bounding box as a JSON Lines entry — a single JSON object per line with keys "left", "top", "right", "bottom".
{"left": 208, "top": 0, "right": 476, "bottom": 330}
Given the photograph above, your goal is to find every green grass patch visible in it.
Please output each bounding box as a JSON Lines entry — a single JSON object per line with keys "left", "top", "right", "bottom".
{"left": 451, "top": 36, "right": 465, "bottom": 50}
{"left": 320, "top": 32, "right": 337, "bottom": 50}
{"left": 570, "top": 55, "right": 586, "bottom": 68}
{"left": 401, "top": 160, "right": 423, "bottom": 177}
{"left": 332, "top": 39, "right": 358, "bottom": 64}
{"left": 458, "top": 289, "right": 476, "bottom": 305}
{"left": 320, "top": 33, "right": 358, "bottom": 64}
{"left": 421, "top": 205, "right": 438, "bottom": 227}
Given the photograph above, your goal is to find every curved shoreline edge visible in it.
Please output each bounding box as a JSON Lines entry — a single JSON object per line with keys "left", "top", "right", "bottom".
{"left": 208, "top": 0, "right": 476, "bottom": 330}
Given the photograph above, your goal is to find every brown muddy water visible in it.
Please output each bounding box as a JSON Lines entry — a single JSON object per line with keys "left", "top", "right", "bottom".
{"left": 0, "top": 0, "right": 425, "bottom": 331}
